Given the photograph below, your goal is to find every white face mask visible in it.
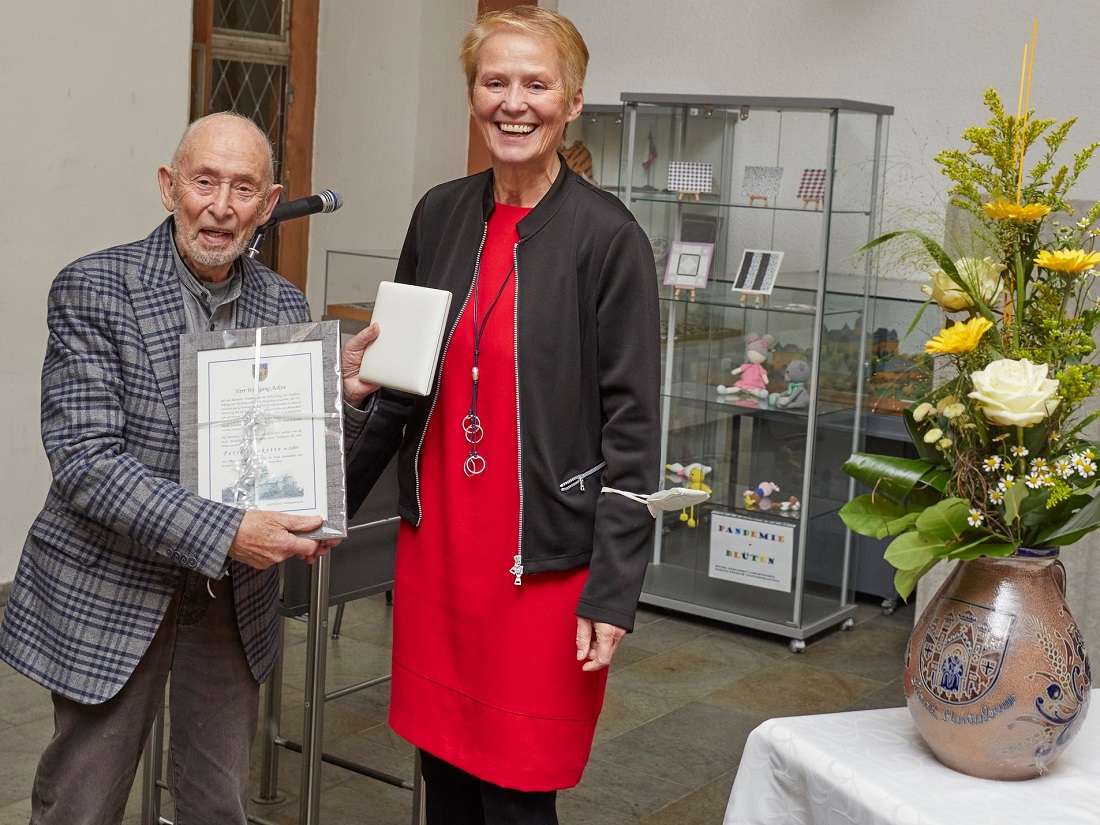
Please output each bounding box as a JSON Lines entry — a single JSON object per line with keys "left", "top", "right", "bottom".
{"left": 601, "top": 486, "right": 712, "bottom": 518}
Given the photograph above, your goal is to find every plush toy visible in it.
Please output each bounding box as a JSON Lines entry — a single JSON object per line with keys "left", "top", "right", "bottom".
{"left": 717, "top": 334, "right": 774, "bottom": 398}
{"left": 769, "top": 359, "right": 812, "bottom": 409}
{"left": 665, "top": 461, "right": 687, "bottom": 481}
{"left": 779, "top": 496, "right": 801, "bottom": 512}
{"left": 744, "top": 481, "right": 780, "bottom": 510}
{"left": 679, "top": 464, "right": 712, "bottom": 527}
{"left": 665, "top": 461, "right": 706, "bottom": 483}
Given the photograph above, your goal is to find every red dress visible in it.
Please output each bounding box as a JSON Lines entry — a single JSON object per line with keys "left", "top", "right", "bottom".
{"left": 388, "top": 203, "right": 608, "bottom": 791}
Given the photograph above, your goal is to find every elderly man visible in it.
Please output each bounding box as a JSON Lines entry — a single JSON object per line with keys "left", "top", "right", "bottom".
{"left": 0, "top": 112, "right": 326, "bottom": 824}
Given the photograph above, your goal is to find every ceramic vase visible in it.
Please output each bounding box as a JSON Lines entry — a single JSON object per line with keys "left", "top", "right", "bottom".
{"left": 904, "top": 548, "right": 1092, "bottom": 780}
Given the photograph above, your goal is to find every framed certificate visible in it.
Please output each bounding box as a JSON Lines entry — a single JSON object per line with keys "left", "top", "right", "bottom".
{"left": 179, "top": 320, "right": 346, "bottom": 539}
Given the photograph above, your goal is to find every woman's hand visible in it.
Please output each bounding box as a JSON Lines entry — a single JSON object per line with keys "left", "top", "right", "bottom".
{"left": 576, "top": 617, "right": 627, "bottom": 672}
{"left": 342, "top": 322, "right": 382, "bottom": 406}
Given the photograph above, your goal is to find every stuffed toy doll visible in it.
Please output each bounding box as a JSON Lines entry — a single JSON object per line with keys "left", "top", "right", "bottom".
{"left": 743, "top": 481, "right": 780, "bottom": 510}
{"left": 769, "top": 359, "right": 811, "bottom": 409}
{"left": 717, "top": 333, "right": 774, "bottom": 398}
{"left": 678, "top": 464, "right": 712, "bottom": 527}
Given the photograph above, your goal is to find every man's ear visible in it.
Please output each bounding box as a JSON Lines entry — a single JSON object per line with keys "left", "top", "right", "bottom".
{"left": 258, "top": 183, "right": 285, "bottom": 225}
{"left": 157, "top": 166, "right": 175, "bottom": 213}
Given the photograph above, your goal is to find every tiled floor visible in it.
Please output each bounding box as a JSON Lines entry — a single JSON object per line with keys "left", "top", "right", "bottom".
{"left": 0, "top": 593, "right": 912, "bottom": 824}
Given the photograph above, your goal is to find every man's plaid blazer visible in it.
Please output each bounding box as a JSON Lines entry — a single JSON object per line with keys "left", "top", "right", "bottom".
{"left": 0, "top": 218, "right": 311, "bottom": 704}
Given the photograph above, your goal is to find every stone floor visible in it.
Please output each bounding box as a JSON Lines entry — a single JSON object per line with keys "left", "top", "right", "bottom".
{"left": 0, "top": 593, "right": 912, "bottom": 824}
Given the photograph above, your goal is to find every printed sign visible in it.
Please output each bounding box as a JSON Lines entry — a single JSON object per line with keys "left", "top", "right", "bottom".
{"left": 708, "top": 512, "right": 794, "bottom": 592}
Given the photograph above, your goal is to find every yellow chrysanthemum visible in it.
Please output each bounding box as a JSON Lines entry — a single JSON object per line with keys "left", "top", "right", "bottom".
{"left": 924, "top": 316, "right": 994, "bottom": 354}
{"left": 1034, "top": 249, "right": 1100, "bottom": 273}
{"left": 982, "top": 199, "right": 1051, "bottom": 221}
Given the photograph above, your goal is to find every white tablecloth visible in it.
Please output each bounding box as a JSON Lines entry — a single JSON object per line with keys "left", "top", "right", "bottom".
{"left": 724, "top": 704, "right": 1099, "bottom": 824}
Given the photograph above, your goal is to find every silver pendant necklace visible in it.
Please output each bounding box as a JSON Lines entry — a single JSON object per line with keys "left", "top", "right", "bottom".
{"left": 462, "top": 262, "right": 515, "bottom": 477}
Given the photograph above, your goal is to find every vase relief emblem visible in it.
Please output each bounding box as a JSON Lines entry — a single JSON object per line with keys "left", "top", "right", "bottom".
{"left": 917, "top": 601, "right": 1011, "bottom": 705}
{"left": 1023, "top": 616, "right": 1090, "bottom": 739}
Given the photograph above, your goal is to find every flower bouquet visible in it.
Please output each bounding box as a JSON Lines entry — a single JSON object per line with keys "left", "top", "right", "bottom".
{"left": 840, "top": 88, "right": 1100, "bottom": 600}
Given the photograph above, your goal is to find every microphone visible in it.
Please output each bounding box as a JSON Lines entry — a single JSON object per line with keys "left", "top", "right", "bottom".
{"left": 264, "top": 189, "right": 343, "bottom": 227}
{"left": 246, "top": 189, "right": 343, "bottom": 258}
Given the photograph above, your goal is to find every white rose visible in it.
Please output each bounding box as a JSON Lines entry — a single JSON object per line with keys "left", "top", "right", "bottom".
{"left": 921, "top": 256, "right": 1006, "bottom": 312}
{"left": 969, "top": 359, "right": 1060, "bottom": 427}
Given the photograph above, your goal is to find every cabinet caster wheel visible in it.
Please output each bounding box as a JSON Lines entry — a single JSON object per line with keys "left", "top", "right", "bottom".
{"left": 839, "top": 618, "right": 854, "bottom": 631}
{"left": 789, "top": 639, "right": 806, "bottom": 653}
{"left": 881, "top": 597, "right": 897, "bottom": 616}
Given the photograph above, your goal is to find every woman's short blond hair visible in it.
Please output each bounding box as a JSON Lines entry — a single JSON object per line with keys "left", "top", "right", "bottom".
{"left": 459, "top": 6, "right": 589, "bottom": 103}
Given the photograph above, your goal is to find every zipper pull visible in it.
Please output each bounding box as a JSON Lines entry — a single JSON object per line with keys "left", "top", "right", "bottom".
{"left": 579, "top": 477, "right": 586, "bottom": 492}
{"left": 509, "top": 554, "right": 524, "bottom": 585}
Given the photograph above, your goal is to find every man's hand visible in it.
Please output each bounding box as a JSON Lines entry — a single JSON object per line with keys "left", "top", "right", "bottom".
{"left": 342, "top": 322, "right": 382, "bottom": 407}
{"left": 576, "top": 617, "right": 627, "bottom": 672}
{"left": 228, "top": 510, "right": 330, "bottom": 570}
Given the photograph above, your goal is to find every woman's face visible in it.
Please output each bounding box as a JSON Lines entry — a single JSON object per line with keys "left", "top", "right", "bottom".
{"left": 470, "top": 30, "right": 582, "bottom": 173}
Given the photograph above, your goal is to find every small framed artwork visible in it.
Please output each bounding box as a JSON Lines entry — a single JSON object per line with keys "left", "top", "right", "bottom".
{"left": 741, "top": 166, "right": 783, "bottom": 206}
{"left": 680, "top": 213, "right": 722, "bottom": 245}
{"left": 797, "top": 168, "right": 827, "bottom": 209}
{"left": 664, "top": 241, "right": 714, "bottom": 295}
{"left": 732, "top": 249, "right": 784, "bottom": 304}
{"left": 668, "top": 161, "right": 713, "bottom": 199}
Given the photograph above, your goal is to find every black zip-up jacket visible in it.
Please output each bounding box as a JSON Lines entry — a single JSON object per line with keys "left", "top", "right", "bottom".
{"left": 347, "top": 159, "right": 660, "bottom": 630}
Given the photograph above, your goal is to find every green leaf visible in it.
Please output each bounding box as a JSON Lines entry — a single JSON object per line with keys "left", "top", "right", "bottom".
{"left": 913, "top": 497, "right": 973, "bottom": 539}
{"left": 893, "top": 558, "right": 939, "bottom": 602}
{"left": 859, "top": 229, "right": 957, "bottom": 277}
{"left": 839, "top": 495, "right": 920, "bottom": 539}
{"left": 903, "top": 409, "right": 945, "bottom": 464}
{"left": 842, "top": 453, "right": 946, "bottom": 504}
{"left": 943, "top": 536, "right": 1015, "bottom": 561}
{"left": 1037, "top": 490, "right": 1100, "bottom": 546}
{"left": 883, "top": 530, "right": 943, "bottom": 571}
{"left": 1002, "top": 480, "right": 1027, "bottom": 523}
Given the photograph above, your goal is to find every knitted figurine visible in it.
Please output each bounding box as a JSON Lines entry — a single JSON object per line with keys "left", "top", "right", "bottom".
{"left": 717, "top": 334, "right": 774, "bottom": 398}
{"left": 679, "top": 464, "right": 712, "bottom": 527}
{"left": 769, "top": 359, "right": 811, "bottom": 409}
{"left": 744, "top": 481, "right": 781, "bottom": 510}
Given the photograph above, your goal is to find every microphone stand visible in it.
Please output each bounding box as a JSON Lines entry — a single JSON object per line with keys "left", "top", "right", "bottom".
{"left": 246, "top": 215, "right": 279, "bottom": 259}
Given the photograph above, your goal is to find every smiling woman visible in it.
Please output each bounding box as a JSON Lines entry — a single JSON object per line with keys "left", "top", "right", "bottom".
{"left": 467, "top": 27, "right": 583, "bottom": 205}
{"left": 337, "top": 7, "right": 661, "bottom": 825}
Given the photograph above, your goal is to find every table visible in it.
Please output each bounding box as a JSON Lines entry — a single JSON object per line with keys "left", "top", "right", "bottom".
{"left": 724, "top": 704, "right": 1099, "bottom": 824}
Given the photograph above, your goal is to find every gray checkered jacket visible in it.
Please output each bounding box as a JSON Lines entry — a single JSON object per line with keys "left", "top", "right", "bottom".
{"left": 0, "top": 218, "right": 311, "bottom": 704}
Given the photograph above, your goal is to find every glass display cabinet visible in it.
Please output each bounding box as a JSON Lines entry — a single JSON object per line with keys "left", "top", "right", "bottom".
{"left": 322, "top": 249, "right": 400, "bottom": 333}
{"left": 620, "top": 94, "right": 892, "bottom": 650}
{"left": 563, "top": 103, "right": 624, "bottom": 195}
